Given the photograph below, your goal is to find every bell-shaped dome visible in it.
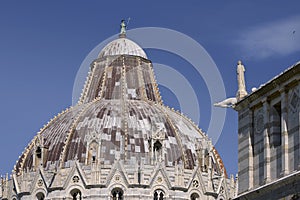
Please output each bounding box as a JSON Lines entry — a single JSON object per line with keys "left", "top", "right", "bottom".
{"left": 15, "top": 42, "right": 225, "bottom": 176}
{"left": 15, "top": 30, "right": 226, "bottom": 174}
{"left": 98, "top": 37, "right": 147, "bottom": 59}
{"left": 2, "top": 22, "right": 234, "bottom": 200}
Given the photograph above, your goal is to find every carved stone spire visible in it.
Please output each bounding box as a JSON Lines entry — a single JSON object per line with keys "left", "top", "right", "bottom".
{"left": 236, "top": 60, "right": 248, "bottom": 101}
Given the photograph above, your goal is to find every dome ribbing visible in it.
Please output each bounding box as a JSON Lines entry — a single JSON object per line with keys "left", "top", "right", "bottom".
{"left": 98, "top": 37, "right": 147, "bottom": 59}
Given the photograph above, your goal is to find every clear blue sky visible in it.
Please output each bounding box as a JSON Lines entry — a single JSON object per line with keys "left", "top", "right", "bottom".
{"left": 0, "top": 1, "right": 299, "bottom": 176}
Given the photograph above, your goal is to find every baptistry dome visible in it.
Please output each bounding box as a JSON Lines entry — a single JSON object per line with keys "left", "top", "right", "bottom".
{"left": 16, "top": 41, "right": 225, "bottom": 174}
{"left": 2, "top": 22, "right": 235, "bottom": 200}
{"left": 15, "top": 34, "right": 224, "bottom": 175}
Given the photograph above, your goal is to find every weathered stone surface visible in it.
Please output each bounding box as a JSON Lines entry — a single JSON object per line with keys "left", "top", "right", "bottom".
{"left": 1, "top": 32, "right": 235, "bottom": 199}
{"left": 235, "top": 61, "right": 300, "bottom": 199}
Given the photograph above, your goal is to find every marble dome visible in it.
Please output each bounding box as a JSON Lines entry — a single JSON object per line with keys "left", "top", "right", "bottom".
{"left": 16, "top": 50, "right": 224, "bottom": 174}
{"left": 1, "top": 26, "right": 235, "bottom": 200}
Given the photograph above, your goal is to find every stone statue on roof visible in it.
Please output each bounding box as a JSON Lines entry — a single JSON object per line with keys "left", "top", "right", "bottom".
{"left": 120, "top": 19, "right": 126, "bottom": 36}
{"left": 236, "top": 60, "right": 248, "bottom": 101}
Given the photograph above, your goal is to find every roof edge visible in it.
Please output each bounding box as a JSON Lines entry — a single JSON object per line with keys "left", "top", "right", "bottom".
{"left": 235, "top": 61, "right": 300, "bottom": 110}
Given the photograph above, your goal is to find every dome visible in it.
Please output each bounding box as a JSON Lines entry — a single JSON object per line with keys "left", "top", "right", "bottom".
{"left": 15, "top": 43, "right": 226, "bottom": 181}
{"left": 2, "top": 23, "right": 234, "bottom": 200}
{"left": 98, "top": 37, "right": 148, "bottom": 59}
{"left": 16, "top": 100, "right": 216, "bottom": 171}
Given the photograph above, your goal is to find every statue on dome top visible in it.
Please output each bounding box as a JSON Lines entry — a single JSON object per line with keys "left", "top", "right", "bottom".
{"left": 119, "top": 19, "right": 126, "bottom": 37}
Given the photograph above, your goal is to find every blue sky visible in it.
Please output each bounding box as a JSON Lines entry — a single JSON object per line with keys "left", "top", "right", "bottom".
{"left": 0, "top": 1, "right": 299, "bottom": 176}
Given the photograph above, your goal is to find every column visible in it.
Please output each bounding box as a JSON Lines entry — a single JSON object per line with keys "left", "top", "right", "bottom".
{"left": 280, "top": 89, "right": 289, "bottom": 175}
{"left": 263, "top": 98, "right": 271, "bottom": 183}
{"left": 248, "top": 109, "right": 254, "bottom": 189}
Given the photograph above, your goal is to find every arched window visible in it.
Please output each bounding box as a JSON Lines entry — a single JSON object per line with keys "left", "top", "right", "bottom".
{"left": 111, "top": 188, "right": 123, "bottom": 200}
{"left": 154, "top": 189, "right": 164, "bottom": 200}
{"left": 154, "top": 141, "right": 162, "bottom": 152}
{"left": 153, "top": 141, "right": 163, "bottom": 162}
{"left": 36, "top": 147, "right": 42, "bottom": 159}
{"left": 190, "top": 193, "right": 200, "bottom": 200}
{"left": 36, "top": 192, "right": 45, "bottom": 200}
{"left": 70, "top": 188, "right": 82, "bottom": 200}
{"left": 87, "top": 141, "right": 99, "bottom": 164}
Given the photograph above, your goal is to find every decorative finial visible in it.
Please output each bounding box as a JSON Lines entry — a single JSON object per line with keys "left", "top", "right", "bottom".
{"left": 119, "top": 19, "right": 126, "bottom": 38}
